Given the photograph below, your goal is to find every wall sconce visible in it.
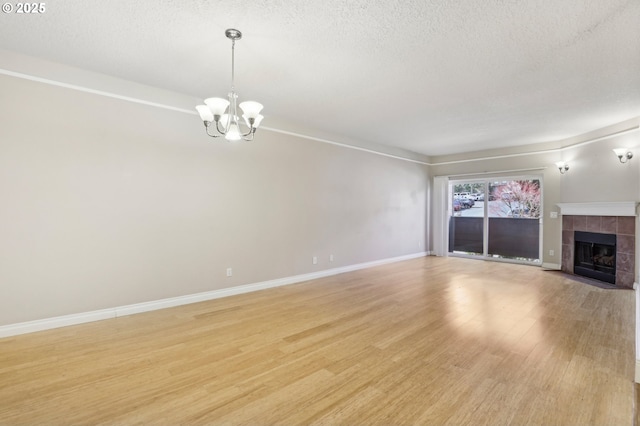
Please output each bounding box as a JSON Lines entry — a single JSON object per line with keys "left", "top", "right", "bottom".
{"left": 555, "top": 161, "right": 569, "bottom": 174}
{"left": 613, "top": 148, "right": 633, "bottom": 163}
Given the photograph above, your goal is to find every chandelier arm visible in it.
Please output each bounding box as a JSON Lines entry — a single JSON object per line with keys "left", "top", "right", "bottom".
{"left": 240, "top": 127, "right": 254, "bottom": 138}
{"left": 205, "top": 123, "right": 222, "bottom": 138}
{"left": 215, "top": 120, "right": 226, "bottom": 135}
{"left": 241, "top": 124, "right": 258, "bottom": 141}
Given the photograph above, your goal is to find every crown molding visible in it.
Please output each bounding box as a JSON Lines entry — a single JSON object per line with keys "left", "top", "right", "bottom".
{"left": 2, "top": 49, "right": 636, "bottom": 169}
{"left": 430, "top": 125, "right": 639, "bottom": 166}
{"left": 0, "top": 63, "right": 429, "bottom": 166}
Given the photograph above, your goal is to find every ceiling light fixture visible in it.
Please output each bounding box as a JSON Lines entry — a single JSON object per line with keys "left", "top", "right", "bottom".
{"left": 555, "top": 161, "right": 569, "bottom": 174}
{"left": 612, "top": 148, "right": 633, "bottom": 164}
{"left": 196, "top": 29, "right": 263, "bottom": 141}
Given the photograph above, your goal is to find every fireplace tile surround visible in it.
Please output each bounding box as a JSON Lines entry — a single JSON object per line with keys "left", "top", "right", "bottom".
{"left": 561, "top": 215, "right": 636, "bottom": 288}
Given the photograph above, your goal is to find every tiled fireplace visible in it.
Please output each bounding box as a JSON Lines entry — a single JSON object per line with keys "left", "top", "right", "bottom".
{"left": 558, "top": 202, "right": 637, "bottom": 289}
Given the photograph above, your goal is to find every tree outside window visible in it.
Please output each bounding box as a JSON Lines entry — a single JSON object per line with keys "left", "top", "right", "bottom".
{"left": 490, "top": 180, "right": 540, "bottom": 218}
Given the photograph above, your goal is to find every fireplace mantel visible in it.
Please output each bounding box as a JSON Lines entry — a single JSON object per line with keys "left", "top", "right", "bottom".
{"left": 557, "top": 202, "right": 638, "bottom": 217}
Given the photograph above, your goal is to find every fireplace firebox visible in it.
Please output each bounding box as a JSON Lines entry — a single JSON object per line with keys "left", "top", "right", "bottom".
{"left": 573, "top": 231, "right": 616, "bottom": 284}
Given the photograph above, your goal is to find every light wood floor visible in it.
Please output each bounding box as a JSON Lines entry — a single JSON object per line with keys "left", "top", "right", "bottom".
{"left": 0, "top": 256, "right": 635, "bottom": 425}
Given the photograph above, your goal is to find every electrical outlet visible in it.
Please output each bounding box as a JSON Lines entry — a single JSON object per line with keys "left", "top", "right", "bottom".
{"left": 312, "top": 256, "right": 318, "bottom": 265}
{"left": 329, "top": 254, "right": 334, "bottom": 262}
{"left": 549, "top": 250, "right": 554, "bottom": 256}
{"left": 226, "top": 268, "right": 233, "bottom": 277}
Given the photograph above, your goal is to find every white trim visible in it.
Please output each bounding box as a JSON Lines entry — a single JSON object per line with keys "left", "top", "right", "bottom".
{"left": 263, "top": 127, "right": 429, "bottom": 165}
{"left": 430, "top": 126, "right": 639, "bottom": 166}
{"left": 432, "top": 176, "right": 449, "bottom": 256}
{"left": 0, "top": 68, "right": 196, "bottom": 115}
{"left": 0, "top": 68, "right": 429, "bottom": 166}
{"left": 434, "top": 150, "right": 563, "bottom": 166}
{"left": 0, "top": 252, "right": 427, "bottom": 338}
{"left": 3, "top": 67, "right": 636, "bottom": 168}
{"left": 557, "top": 202, "right": 638, "bottom": 217}
{"left": 560, "top": 126, "right": 640, "bottom": 152}
{"left": 441, "top": 167, "right": 547, "bottom": 178}
{"left": 0, "top": 309, "right": 116, "bottom": 338}
{"left": 542, "top": 263, "right": 561, "bottom": 270}
{"left": 636, "top": 284, "right": 640, "bottom": 383}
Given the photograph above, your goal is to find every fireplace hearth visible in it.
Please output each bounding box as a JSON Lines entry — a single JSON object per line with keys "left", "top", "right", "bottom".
{"left": 573, "top": 231, "right": 616, "bottom": 284}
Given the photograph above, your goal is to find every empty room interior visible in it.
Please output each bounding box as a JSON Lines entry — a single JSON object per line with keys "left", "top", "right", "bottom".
{"left": 1, "top": 1, "right": 640, "bottom": 424}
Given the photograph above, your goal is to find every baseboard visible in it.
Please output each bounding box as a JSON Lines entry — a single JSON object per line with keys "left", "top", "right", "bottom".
{"left": 541, "top": 263, "right": 561, "bottom": 270}
{"left": 0, "top": 308, "right": 117, "bottom": 338}
{"left": 0, "top": 251, "right": 428, "bottom": 338}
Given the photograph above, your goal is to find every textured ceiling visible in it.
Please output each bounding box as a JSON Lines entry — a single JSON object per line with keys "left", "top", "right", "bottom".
{"left": 1, "top": 0, "right": 639, "bottom": 156}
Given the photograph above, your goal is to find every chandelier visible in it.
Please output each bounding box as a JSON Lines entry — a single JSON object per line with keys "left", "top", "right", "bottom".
{"left": 196, "top": 29, "right": 264, "bottom": 141}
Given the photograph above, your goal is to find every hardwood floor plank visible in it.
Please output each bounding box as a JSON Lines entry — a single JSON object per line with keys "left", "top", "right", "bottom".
{"left": 0, "top": 256, "right": 635, "bottom": 424}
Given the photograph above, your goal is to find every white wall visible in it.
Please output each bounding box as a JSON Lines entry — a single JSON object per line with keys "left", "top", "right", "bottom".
{"left": 429, "top": 117, "right": 640, "bottom": 269}
{"left": 558, "top": 126, "right": 640, "bottom": 203}
{"left": 2, "top": 49, "right": 637, "bottom": 331}
{"left": 0, "top": 72, "right": 429, "bottom": 326}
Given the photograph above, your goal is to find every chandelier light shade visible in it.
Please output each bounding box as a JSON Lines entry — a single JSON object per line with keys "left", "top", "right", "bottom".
{"left": 196, "top": 29, "right": 264, "bottom": 141}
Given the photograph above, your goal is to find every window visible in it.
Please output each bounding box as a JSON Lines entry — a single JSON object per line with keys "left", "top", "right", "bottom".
{"left": 449, "top": 178, "right": 541, "bottom": 263}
